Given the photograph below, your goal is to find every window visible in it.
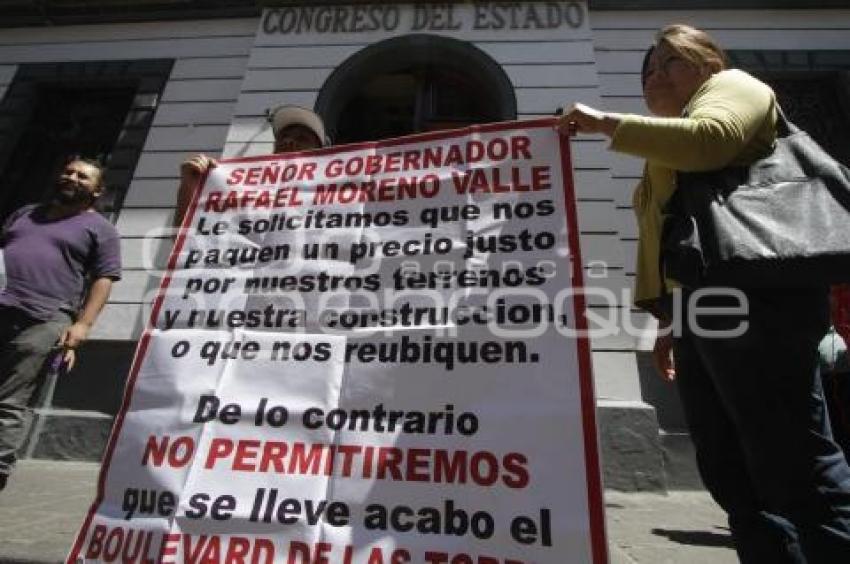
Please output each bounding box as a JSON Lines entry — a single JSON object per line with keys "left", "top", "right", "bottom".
{"left": 768, "top": 74, "right": 850, "bottom": 166}
{"left": 728, "top": 50, "right": 850, "bottom": 166}
{"left": 316, "top": 35, "right": 516, "bottom": 144}
{"left": 0, "top": 85, "right": 134, "bottom": 221}
{"left": 0, "top": 60, "right": 173, "bottom": 223}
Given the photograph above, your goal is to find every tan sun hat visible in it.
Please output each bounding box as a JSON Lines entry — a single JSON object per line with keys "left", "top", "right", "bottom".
{"left": 268, "top": 105, "right": 328, "bottom": 146}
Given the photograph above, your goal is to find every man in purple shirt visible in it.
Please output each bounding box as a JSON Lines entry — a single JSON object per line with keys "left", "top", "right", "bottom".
{"left": 0, "top": 159, "right": 121, "bottom": 490}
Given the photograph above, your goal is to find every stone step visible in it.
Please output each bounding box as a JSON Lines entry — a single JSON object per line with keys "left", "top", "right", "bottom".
{"left": 596, "top": 399, "right": 666, "bottom": 492}
{"left": 659, "top": 431, "right": 702, "bottom": 490}
{"left": 21, "top": 409, "right": 112, "bottom": 462}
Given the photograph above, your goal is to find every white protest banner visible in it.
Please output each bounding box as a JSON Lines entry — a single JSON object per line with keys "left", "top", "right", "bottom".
{"left": 68, "top": 119, "right": 607, "bottom": 564}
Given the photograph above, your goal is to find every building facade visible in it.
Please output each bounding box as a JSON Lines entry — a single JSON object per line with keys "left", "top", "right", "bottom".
{"left": 2, "top": 0, "right": 849, "bottom": 490}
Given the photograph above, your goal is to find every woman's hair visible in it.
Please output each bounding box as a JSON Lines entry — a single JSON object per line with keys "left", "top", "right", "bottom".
{"left": 656, "top": 24, "right": 727, "bottom": 75}
{"left": 640, "top": 46, "right": 655, "bottom": 89}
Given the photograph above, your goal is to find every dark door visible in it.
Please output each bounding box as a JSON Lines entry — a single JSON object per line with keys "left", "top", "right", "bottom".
{"left": 335, "top": 65, "right": 504, "bottom": 144}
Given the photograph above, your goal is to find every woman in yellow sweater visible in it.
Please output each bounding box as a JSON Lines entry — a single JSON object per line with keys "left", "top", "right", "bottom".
{"left": 561, "top": 24, "right": 850, "bottom": 563}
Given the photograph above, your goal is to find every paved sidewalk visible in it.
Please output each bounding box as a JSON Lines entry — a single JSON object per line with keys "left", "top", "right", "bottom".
{"left": 605, "top": 491, "right": 736, "bottom": 564}
{"left": 0, "top": 460, "right": 737, "bottom": 564}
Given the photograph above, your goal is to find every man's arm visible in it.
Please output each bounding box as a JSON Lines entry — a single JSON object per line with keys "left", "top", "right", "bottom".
{"left": 175, "top": 154, "right": 217, "bottom": 228}
{"left": 174, "top": 177, "right": 194, "bottom": 229}
{"left": 58, "top": 276, "right": 114, "bottom": 369}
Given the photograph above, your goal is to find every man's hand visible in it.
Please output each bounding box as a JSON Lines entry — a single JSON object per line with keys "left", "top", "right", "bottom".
{"left": 180, "top": 154, "right": 217, "bottom": 181}
{"left": 62, "top": 348, "right": 77, "bottom": 372}
{"left": 176, "top": 154, "right": 218, "bottom": 228}
{"left": 56, "top": 322, "right": 90, "bottom": 373}
{"left": 58, "top": 321, "right": 90, "bottom": 350}
{"left": 653, "top": 326, "right": 676, "bottom": 382}
{"left": 557, "top": 103, "right": 621, "bottom": 137}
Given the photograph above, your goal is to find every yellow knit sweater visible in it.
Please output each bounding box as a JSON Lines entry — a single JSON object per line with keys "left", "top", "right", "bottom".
{"left": 609, "top": 69, "right": 777, "bottom": 314}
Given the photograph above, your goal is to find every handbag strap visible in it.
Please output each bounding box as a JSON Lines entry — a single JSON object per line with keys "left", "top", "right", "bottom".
{"left": 775, "top": 104, "right": 798, "bottom": 138}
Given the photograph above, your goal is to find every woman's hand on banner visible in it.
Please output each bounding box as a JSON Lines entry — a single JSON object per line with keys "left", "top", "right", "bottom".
{"left": 557, "top": 103, "right": 621, "bottom": 138}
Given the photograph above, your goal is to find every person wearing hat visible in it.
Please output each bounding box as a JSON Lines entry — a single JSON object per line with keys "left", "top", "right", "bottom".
{"left": 174, "top": 105, "right": 328, "bottom": 227}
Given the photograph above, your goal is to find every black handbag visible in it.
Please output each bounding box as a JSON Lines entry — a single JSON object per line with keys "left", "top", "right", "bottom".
{"left": 660, "top": 108, "right": 850, "bottom": 288}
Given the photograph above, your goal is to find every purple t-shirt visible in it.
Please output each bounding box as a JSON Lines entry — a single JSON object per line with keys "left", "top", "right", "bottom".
{"left": 0, "top": 205, "right": 122, "bottom": 320}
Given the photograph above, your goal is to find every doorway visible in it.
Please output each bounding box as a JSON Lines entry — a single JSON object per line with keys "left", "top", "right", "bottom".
{"left": 315, "top": 34, "right": 516, "bottom": 144}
